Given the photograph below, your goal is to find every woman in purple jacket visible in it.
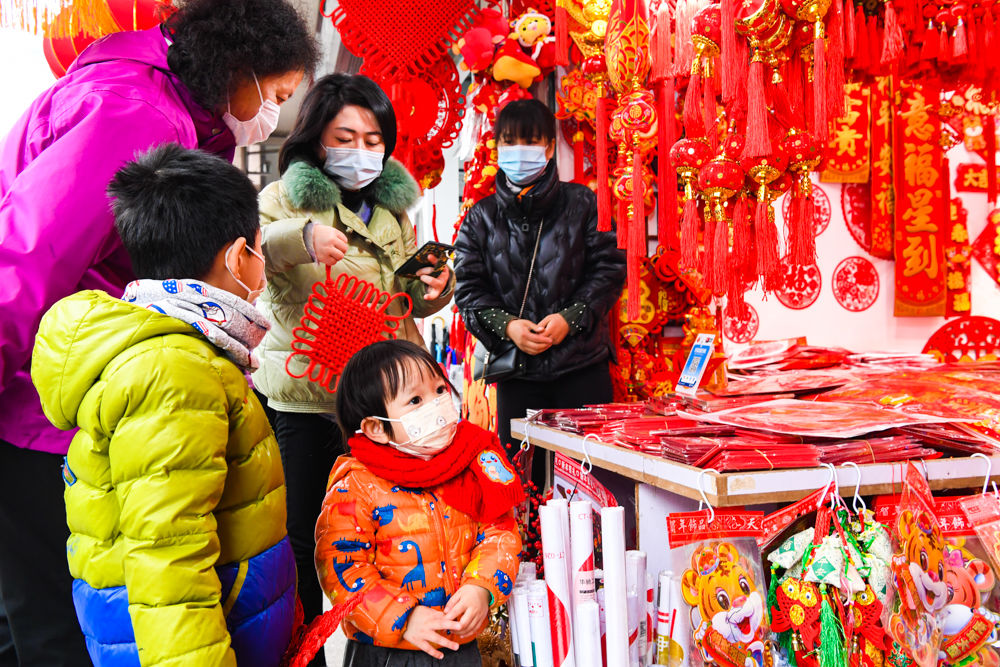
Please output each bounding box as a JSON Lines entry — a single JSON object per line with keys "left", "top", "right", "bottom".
{"left": 0, "top": 1, "right": 317, "bottom": 663}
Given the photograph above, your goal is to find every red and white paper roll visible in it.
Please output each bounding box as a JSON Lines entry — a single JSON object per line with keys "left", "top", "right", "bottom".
{"left": 575, "top": 599, "right": 603, "bottom": 667}
{"left": 529, "top": 580, "right": 555, "bottom": 667}
{"left": 601, "top": 506, "right": 629, "bottom": 667}
{"left": 627, "top": 551, "right": 648, "bottom": 666}
{"left": 541, "top": 503, "right": 577, "bottom": 667}
{"left": 514, "top": 584, "right": 535, "bottom": 667}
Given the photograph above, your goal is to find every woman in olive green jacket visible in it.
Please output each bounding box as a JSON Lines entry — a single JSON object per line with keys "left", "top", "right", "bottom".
{"left": 253, "top": 74, "right": 453, "bottom": 644}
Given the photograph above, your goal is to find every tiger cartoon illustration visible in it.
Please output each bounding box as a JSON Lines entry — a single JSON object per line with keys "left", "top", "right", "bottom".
{"left": 939, "top": 540, "right": 1000, "bottom": 667}
{"left": 682, "top": 542, "right": 771, "bottom": 667}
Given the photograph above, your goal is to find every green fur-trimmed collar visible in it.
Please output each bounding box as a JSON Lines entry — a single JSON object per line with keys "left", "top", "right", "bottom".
{"left": 283, "top": 158, "right": 420, "bottom": 215}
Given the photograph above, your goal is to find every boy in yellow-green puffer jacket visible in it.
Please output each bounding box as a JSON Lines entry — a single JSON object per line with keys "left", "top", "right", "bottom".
{"left": 31, "top": 144, "right": 294, "bottom": 667}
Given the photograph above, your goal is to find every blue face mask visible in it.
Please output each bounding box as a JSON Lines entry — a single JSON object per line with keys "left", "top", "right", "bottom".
{"left": 497, "top": 145, "right": 549, "bottom": 186}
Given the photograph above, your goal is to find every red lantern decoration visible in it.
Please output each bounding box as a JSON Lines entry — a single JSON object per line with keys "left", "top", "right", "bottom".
{"left": 698, "top": 157, "right": 745, "bottom": 294}
{"left": 670, "top": 138, "right": 713, "bottom": 269}
{"left": 106, "top": 0, "right": 171, "bottom": 31}
{"left": 783, "top": 129, "right": 825, "bottom": 266}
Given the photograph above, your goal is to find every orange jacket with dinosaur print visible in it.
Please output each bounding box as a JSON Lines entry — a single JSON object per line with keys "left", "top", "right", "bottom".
{"left": 314, "top": 456, "right": 522, "bottom": 649}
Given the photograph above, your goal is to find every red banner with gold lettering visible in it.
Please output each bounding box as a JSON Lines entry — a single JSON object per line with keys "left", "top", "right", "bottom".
{"left": 945, "top": 198, "right": 972, "bottom": 317}
{"left": 870, "top": 77, "right": 894, "bottom": 260}
{"left": 954, "top": 164, "right": 1000, "bottom": 193}
{"left": 821, "top": 82, "right": 871, "bottom": 183}
{"left": 893, "top": 80, "right": 947, "bottom": 317}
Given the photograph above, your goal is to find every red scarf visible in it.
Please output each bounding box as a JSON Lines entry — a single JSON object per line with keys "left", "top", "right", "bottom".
{"left": 347, "top": 421, "right": 525, "bottom": 523}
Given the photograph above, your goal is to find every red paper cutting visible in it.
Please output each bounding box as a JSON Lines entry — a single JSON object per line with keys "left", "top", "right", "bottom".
{"left": 776, "top": 261, "right": 822, "bottom": 310}
{"left": 832, "top": 256, "right": 880, "bottom": 312}
{"left": 286, "top": 270, "right": 413, "bottom": 392}
{"left": 923, "top": 317, "right": 1000, "bottom": 364}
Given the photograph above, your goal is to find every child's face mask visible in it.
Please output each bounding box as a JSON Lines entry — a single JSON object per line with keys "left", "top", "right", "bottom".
{"left": 225, "top": 241, "right": 267, "bottom": 302}
{"left": 369, "top": 395, "right": 459, "bottom": 459}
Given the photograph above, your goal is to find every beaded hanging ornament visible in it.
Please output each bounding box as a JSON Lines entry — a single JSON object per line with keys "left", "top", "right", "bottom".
{"left": 286, "top": 269, "right": 413, "bottom": 392}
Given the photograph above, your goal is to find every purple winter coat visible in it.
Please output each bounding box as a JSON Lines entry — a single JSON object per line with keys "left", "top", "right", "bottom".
{"left": 0, "top": 26, "right": 236, "bottom": 454}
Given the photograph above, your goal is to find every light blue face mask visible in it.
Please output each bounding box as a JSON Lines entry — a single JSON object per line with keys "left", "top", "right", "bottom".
{"left": 497, "top": 145, "right": 549, "bottom": 186}
{"left": 323, "top": 146, "right": 384, "bottom": 190}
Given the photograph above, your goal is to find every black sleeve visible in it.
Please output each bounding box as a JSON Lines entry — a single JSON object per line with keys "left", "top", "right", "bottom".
{"left": 567, "top": 191, "right": 626, "bottom": 334}
{"left": 454, "top": 201, "right": 508, "bottom": 350}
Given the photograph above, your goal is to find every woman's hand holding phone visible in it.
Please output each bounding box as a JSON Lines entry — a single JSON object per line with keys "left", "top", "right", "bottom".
{"left": 417, "top": 254, "right": 451, "bottom": 299}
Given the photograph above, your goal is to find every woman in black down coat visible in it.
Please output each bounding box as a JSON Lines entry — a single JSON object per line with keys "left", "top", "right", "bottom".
{"left": 454, "top": 99, "right": 626, "bottom": 485}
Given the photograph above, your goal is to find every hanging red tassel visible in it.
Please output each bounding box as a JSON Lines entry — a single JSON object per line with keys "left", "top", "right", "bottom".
{"left": 985, "top": 11, "right": 996, "bottom": 66}
{"left": 658, "top": 81, "right": 679, "bottom": 249}
{"left": 754, "top": 192, "right": 780, "bottom": 289}
{"left": 675, "top": 0, "right": 694, "bottom": 76}
{"left": 555, "top": 1, "right": 570, "bottom": 67}
{"left": 617, "top": 194, "right": 628, "bottom": 249}
{"left": 742, "top": 57, "right": 772, "bottom": 158}
{"left": 845, "top": 0, "right": 857, "bottom": 58}
{"left": 986, "top": 115, "right": 998, "bottom": 205}
{"left": 703, "top": 71, "right": 719, "bottom": 152}
{"left": 953, "top": 18, "right": 968, "bottom": 60}
{"left": 431, "top": 195, "right": 440, "bottom": 243}
{"left": 573, "top": 133, "right": 585, "bottom": 181}
{"left": 790, "top": 183, "right": 817, "bottom": 265}
{"left": 651, "top": 3, "right": 673, "bottom": 82}
{"left": 853, "top": 5, "right": 870, "bottom": 70}
{"left": 712, "top": 206, "right": 730, "bottom": 296}
{"left": 627, "top": 144, "right": 644, "bottom": 320}
{"left": 788, "top": 53, "right": 806, "bottom": 122}
{"left": 701, "top": 212, "right": 717, "bottom": 290}
{"left": 596, "top": 95, "right": 613, "bottom": 232}
{"left": 684, "top": 69, "right": 706, "bottom": 137}
{"left": 721, "top": 0, "right": 738, "bottom": 103}
{"left": 733, "top": 35, "right": 750, "bottom": 116}
{"left": 732, "top": 194, "right": 754, "bottom": 285}
{"left": 921, "top": 20, "right": 940, "bottom": 61}
{"left": 813, "top": 31, "right": 829, "bottom": 141}
{"left": 939, "top": 24, "right": 951, "bottom": 63}
{"left": 868, "top": 15, "right": 882, "bottom": 75}
{"left": 881, "top": 0, "right": 904, "bottom": 64}
{"left": 681, "top": 197, "right": 700, "bottom": 269}
{"left": 826, "top": 0, "right": 846, "bottom": 121}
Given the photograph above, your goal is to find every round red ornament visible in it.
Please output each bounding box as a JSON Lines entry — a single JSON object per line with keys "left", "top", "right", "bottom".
{"left": 840, "top": 183, "right": 872, "bottom": 252}
{"left": 781, "top": 184, "right": 831, "bottom": 235}
{"left": 832, "top": 256, "right": 880, "bottom": 311}
{"left": 776, "top": 260, "right": 822, "bottom": 309}
{"left": 723, "top": 303, "right": 760, "bottom": 343}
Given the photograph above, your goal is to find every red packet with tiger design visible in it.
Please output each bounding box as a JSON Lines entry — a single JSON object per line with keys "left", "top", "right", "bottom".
{"left": 668, "top": 509, "right": 774, "bottom": 667}
{"left": 884, "top": 462, "right": 947, "bottom": 667}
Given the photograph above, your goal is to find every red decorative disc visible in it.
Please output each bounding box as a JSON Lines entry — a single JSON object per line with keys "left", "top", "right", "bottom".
{"left": 923, "top": 316, "right": 1000, "bottom": 363}
{"left": 776, "top": 260, "right": 822, "bottom": 310}
{"left": 841, "top": 183, "right": 872, "bottom": 253}
{"left": 723, "top": 303, "right": 760, "bottom": 343}
{"left": 781, "top": 185, "right": 832, "bottom": 236}
{"left": 832, "top": 256, "right": 880, "bottom": 312}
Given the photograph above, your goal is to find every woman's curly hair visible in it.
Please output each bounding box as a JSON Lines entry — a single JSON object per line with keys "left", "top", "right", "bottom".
{"left": 165, "top": 0, "right": 319, "bottom": 111}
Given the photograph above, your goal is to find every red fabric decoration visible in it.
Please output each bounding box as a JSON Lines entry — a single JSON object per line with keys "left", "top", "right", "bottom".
{"left": 953, "top": 19, "right": 968, "bottom": 60}
{"left": 286, "top": 270, "right": 413, "bottom": 392}
{"left": 348, "top": 421, "right": 525, "bottom": 523}
{"left": 281, "top": 596, "right": 365, "bottom": 667}
{"left": 853, "top": 5, "right": 870, "bottom": 70}
{"left": 702, "top": 73, "right": 719, "bottom": 153}
{"left": 652, "top": 3, "right": 673, "bottom": 82}
{"left": 733, "top": 34, "right": 750, "bottom": 116}
{"left": 813, "top": 33, "right": 828, "bottom": 141}
{"left": 881, "top": 0, "right": 904, "bottom": 65}
{"left": 755, "top": 197, "right": 780, "bottom": 289}
{"left": 684, "top": 71, "right": 706, "bottom": 137}
{"left": 732, "top": 194, "right": 754, "bottom": 287}
{"left": 826, "top": 0, "right": 846, "bottom": 122}
{"left": 921, "top": 21, "right": 940, "bottom": 61}
{"left": 742, "top": 58, "right": 772, "bottom": 158}
{"left": 845, "top": 0, "right": 857, "bottom": 59}
{"left": 868, "top": 15, "right": 881, "bottom": 74}
{"left": 597, "top": 96, "right": 614, "bottom": 232}
{"left": 939, "top": 24, "right": 951, "bottom": 64}
{"left": 555, "top": 2, "right": 570, "bottom": 67}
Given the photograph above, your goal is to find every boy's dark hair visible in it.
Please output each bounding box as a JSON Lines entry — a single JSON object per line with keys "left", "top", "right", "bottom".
{"left": 279, "top": 74, "right": 398, "bottom": 174}
{"left": 494, "top": 99, "right": 556, "bottom": 146}
{"left": 165, "top": 0, "right": 319, "bottom": 110}
{"left": 108, "top": 143, "right": 260, "bottom": 280}
{"left": 336, "top": 340, "right": 454, "bottom": 439}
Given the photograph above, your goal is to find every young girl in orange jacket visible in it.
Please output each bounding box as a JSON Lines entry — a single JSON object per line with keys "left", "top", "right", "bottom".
{"left": 313, "top": 340, "right": 523, "bottom": 666}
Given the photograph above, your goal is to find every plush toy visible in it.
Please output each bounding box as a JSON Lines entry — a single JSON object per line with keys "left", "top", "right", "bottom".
{"left": 938, "top": 541, "right": 1000, "bottom": 667}
{"left": 452, "top": 8, "right": 508, "bottom": 72}
{"left": 492, "top": 9, "right": 556, "bottom": 88}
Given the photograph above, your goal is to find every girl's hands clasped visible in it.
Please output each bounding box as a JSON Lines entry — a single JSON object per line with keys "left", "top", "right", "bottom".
{"left": 417, "top": 254, "right": 451, "bottom": 300}
{"left": 401, "top": 605, "right": 462, "bottom": 659}
{"left": 443, "top": 584, "right": 491, "bottom": 636}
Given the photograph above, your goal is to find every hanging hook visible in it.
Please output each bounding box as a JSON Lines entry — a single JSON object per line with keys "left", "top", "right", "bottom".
{"left": 697, "top": 468, "right": 720, "bottom": 524}
{"left": 972, "top": 453, "right": 993, "bottom": 495}
{"left": 841, "top": 462, "right": 867, "bottom": 513}
{"left": 580, "top": 434, "right": 597, "bottom": 477}
{"left": 817, "top": 463, "right": 838, "bottom": 508}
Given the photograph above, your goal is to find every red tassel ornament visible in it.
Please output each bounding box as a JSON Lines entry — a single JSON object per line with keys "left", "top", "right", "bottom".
{"left": 681, "top": 198, "right": 701, "bottom": 269}
{"left": 573, "top": 131, "right": 585, "bottom": 181}
{"left": 882, "top": 0, "right": 904, "bottom": 65}
{"left": 712, "top": 205, "right": 730, "bottom": 296}
{"left": 826, "top": 0, "right": 846, "bottom": 121}
{"left": 845, "top": 0, "right": 857, "bottom": 58}
{"left": 596, "top": 95, "right": 613, "bottom": 232}
{"left": 721, "top": 0, "right": 739, "bottom": 103}
{"left": 868, "top": 15, "right": 882, "bottom": 75}
{"left": 813, "top": 30, "right": 828, "bottom": 141}
{"left": 701, "top": 213, "right": 717, "bottom": 290}
{"left": 627, "top": 142, "right": 644, "bottom": 320}
{"left": 953, "top": 18, "right": 968, "bottom": 60}
{"left": 658, "top": 80, "right": 679, "bottom": 249}
{"left": 702, "top": 72, "right": 719, "bottom": 152}
{"left": 684, "top": 70, "right": 706, "bottom": 137}
{"left": 853, "top": 5, "right": 870, "bottom": 70}
{"left": 754, "top": 192, "right": 781, "bottom": 289}
{"left": 921, "top": 20, "right": 940, "bottom": 61}
{"left": 652, "top": 3, "right": 674, "bottom": 82}
{"left": 732, "top": 194, "right": 754, "bottom": 286}
{"left": 742, "top": 56, "right": 772, "bottom": 159}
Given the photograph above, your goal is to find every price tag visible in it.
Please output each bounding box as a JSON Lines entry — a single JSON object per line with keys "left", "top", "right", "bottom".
{"left": 675, "top": 333, "right": 715, "bottom": 396}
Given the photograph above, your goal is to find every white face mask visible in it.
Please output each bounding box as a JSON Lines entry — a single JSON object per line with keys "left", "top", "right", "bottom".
{"left": 368, "top": 396, "right": 459, "bottom": 459}
{"left": 225, "top": 241, "right": 267, "bottom": 302}
{"left": 323, "top": 146, "right": 384, "bottom": 191}
{"left": 223, "top": 72, "right": 280, "bottom": 147}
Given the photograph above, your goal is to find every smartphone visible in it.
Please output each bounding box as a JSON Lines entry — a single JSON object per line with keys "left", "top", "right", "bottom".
{"left": 394, "top": 241, "right": 455, "bottom": 279}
